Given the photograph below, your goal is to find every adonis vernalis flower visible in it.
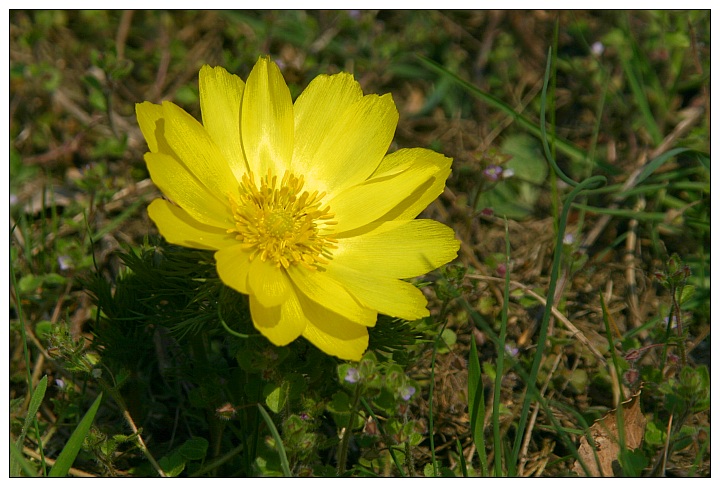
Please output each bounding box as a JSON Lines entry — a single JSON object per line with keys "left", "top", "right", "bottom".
{"left": 136, "top": 56, "right": 459, "bottom": 361}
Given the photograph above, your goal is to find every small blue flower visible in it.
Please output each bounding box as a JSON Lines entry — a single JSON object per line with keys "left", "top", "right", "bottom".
{"left": 399, "top": 385, "right": 416, "bottom": 401}
{"left": 344, "top": 367, "right": 360, "bottom": 383}
{"left": 58, "top": 255, "right": 73, "bottom": 271}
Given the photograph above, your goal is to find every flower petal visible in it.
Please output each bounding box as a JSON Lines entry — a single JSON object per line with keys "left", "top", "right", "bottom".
{"left": 328, "top": 154, "right": 446, "bottom": 234}
{"left": 370, "top": 148, "right": 453, "bottom": 220}
{"left": 249, "top": 289, "right": 306, "bottom": 346}
{"left": 162, "top": 101, "right": 240, "bottom": 199}
{"left": 326, "top": 263, "right": 430, "bottom": 321}
{"left": 199, "top": 65, "right": 248, "bottom": 181}
{"left": 334, "top": 220, "right": 459, "bottom": 279}
{"left": 286, "top": 266, "right": 376, "bottom": 327}
{"left": 215, "top": 245, "right": 254, "bottom": 295}
{"left": 241, "top": 56, "right": 294, "bottom": 177}
{"left": 291, "top": 72, "right": 363, "bottom": 179}
{"left": 136, "top": 101, "right": 164, "bottom": 153}
{"left": 296, "top": 292, "right": 369, "bottom": 361}
{"left": 247, "top": 257, "right": 292, "bottom": 307}
{"left": 298, "top": 93, "right": 398, "bottom": 196}
{"left": 147, "top": 199, "right": 234, "bottom": 250}
{"left": 145, "top": 152, "right": 232, "bottom": 228}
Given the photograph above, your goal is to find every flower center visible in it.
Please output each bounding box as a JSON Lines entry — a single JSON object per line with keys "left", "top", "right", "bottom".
{"left": 228, "top": 171, "right": 337, "bottom": 270}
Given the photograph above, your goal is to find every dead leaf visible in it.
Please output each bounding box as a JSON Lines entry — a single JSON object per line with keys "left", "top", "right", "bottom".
{"left": 572, "top": 388, "right": 647, "bottom": 477}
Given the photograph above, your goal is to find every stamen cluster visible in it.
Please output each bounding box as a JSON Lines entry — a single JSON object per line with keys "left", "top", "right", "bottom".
{"left": 229, "top": 171, "right": 338, "bottom": 270}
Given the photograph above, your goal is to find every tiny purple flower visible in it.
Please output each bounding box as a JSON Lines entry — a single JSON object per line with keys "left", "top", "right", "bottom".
{"left": 58, "top": 255, "right": 73, "bottom": 271}
{"left": 483, "top": 165, "right": 503, "bottom": 182}
{"left": 504, "top": 344, "right": 519, "bottom": 357}
{"left": 563, "top": 233, "right": 575, "bottom": 245}
{"left": 591, "top": 41, "right": 605, "bottom": 56}
{"left": 399, "top": 385, "right": 416, "bottom": 401}
{"left": 344, "top": 367, "right": 360, "bottom": 383}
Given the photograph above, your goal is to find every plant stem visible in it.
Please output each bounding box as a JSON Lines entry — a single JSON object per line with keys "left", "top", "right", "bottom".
{"left": 337, "top": 382, "right": 362, "bottom": 476}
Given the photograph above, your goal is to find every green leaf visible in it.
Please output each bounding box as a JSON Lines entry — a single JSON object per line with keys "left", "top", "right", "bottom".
{"left": 468, "top": 338, "right": 488, "bottom": 476}
{"left": 264, "top": 382, "right": 288, "bottom": 414}
{"left": 436, "top": 328, "right": 456, "bottom": 354}
{"left": 503, "top": 134, "right": 548, "bottom": 185}
{"left": 618, "top": 448, "right": 648, "bottom": 477}
{"left": 158, "top": 451, "right": 186, "bottom": 478}
{"left": 48, "top": 392, "right": 103, "bottom": 477}
{"left": 11, "top": 375, "right": 48, "bottom": 477}
{"left": 178, "top": 437, "right": 209, "bottom": 461}
{"left": 677, "top": 285, "right": 695, "bottom": 306}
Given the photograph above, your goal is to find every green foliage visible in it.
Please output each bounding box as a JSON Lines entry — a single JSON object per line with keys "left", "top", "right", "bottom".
{"left": 48, "top": 393, "right": 103, "bottom": 477}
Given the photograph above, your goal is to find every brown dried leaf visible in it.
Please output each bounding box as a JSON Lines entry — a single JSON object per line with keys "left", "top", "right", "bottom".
{"left": 572, "top": 389, "right": 647, "bottom": 477}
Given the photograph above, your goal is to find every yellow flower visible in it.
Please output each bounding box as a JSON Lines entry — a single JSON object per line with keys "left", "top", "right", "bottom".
{"left": 136, "top": 56, "right": 459, "bottom": 361}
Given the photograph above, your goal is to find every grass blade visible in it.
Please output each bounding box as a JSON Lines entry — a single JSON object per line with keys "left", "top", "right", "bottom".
{"left": 468, "top": 337, "right": 488, "bottom": 476}
{"left": 11, "top": 375, "right": 48, "bottom": 477}
{"left": 48, "top": 392, "right": 103, "bottom": 477}
{"left": 257, "top": 404, "right": 291, "bottom": 477}
{"left": 10, "top": 441, "right": 38, "bottom": 477}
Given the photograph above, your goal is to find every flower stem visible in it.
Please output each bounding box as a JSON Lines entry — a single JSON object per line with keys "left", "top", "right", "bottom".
{"left": 337, "top": 382, "right": 362, "bottom": 476}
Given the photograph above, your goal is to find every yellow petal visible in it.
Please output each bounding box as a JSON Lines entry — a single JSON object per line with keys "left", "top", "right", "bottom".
{"left": 145, "top": 152, "right": 232, "bottom": 228}
{"left": 249, "top": 289, "right": 306, "bottom": 346}
{"left": 147, "top": 199, "right": 234, "bottom": 250}
{"left": 241, "top": 56, "right": 294, "bottom": 177}
{"left": 214, "top": 245, "right": 254, "bottom": 295}
{"left": 286, "top": 265, "right": 376, "bottom": 327}
{"left": 136, "top": 102, "right": 163, "bottom": 153}
{"left": 199, "top": 65, "right": 248, "bottom": 181}
{"left": 298, "top": 93, "right": 398, "bottom": 197}
{"left": 296, "top": 292, "right": 369, "bottom": 361}
{"left": 334, "top": 220, "right": 459, "bottom": 279}
{"left": 328, "top": 155, "right": 445, "bottom": 234}
{"left": 162, "top": 101, "right": 240, "bottom": 199}
{"left": 291, "top": 72, "right": 363, "bottom": 180}
{"left": 247, "top": 257, "right": 291, "bottom": 307}
{"left": 326, "top": 262, "right": 430, "bottom": 321}
{"left": 370, "top": 148, "right": 453, "bottom": 220}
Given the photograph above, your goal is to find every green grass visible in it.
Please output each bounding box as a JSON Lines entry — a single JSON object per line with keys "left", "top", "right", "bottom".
{"left": 9, "top": 10, "right": 710, "bottom": 477}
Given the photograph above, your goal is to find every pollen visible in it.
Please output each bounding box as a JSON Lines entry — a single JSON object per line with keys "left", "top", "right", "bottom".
{"left": 228, "top": 170, "right": 338, "bottom": 270}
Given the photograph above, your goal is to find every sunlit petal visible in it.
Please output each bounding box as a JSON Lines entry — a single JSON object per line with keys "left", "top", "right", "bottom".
{"left": 199, "top": 65, "right": 248, "bottom": 181}
{"left": 241, "top": 56, "right": 294, "bottom": 177}
{"left": 162, "top": 101, "right": 240, "bottom": 198}
{"left": 297, "top": 293, "right": 370, "bottom": 361}
{"left": 214, "top": 245, "right": 254, "bottom": 295}
{"left": 249, "top": 290, "right": 306, "bottom": 346}
{"left": 334, "top": 219, "right": 459, "bottom": 279}
{"left": 286, "top": 265, "right": 377, "bottom": 327}
{"left": 145, "top": 151, "right": 233, "bottom": 229}
{"left": 147, "top": 199, "right": 234, "bottom": 250}
{"left": 247, "top": 257, "right": 292, "bottom": 308}
{"left": 326, "top": 262, "right": 430, "bottom": 321}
